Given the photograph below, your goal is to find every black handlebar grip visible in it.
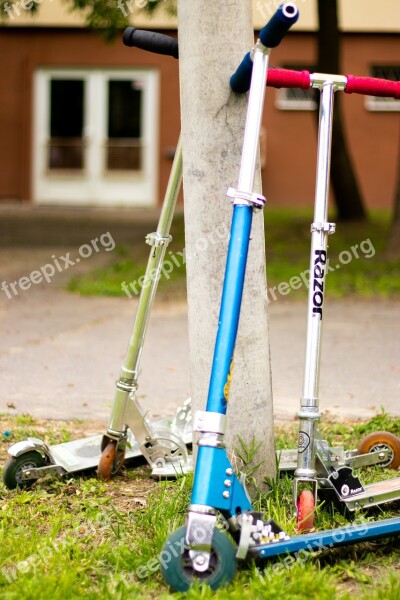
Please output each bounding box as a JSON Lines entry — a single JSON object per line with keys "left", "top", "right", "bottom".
{"left": 123, "top": 27, "right": 179, "bottom": 59}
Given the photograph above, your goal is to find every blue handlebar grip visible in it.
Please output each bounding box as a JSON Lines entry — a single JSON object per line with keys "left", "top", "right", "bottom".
{"left": 259, "top": 3, "right": 299, "bottom": 48}
{"left": 230, "top": 52, "right": 253, "bottom": 94}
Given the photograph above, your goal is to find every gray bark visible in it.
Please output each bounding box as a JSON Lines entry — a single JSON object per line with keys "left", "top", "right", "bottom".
{"left": 177, "top": 0, "right": 275, "bottom": 485}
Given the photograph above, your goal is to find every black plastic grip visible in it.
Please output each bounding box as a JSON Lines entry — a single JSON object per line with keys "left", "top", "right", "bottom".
{"left": 230, "top": 52, "right": 253, "bottom": 94}
{"left": 259, "top": 3, "right": 299, "bottom": 48}
{"left": 123, "top": 27, "right": 179, "bottom": 59}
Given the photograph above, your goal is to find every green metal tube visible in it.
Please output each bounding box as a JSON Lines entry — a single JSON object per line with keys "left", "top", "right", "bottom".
{"left": 108, "top": 137, "right": 183, "bottom": 434}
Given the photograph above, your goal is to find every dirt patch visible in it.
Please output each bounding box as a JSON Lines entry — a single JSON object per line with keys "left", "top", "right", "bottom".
{"left": 0, "top": 415, "right": 158, "bottom": 512}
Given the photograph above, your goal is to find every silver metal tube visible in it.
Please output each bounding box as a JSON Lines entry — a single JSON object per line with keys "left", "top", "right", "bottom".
{"left": 295, "top": 82, "right": 335, "bottom": 480}
{"left": 237, "top": 46, "right": 269, "bottom": 193}
{"left": 108, "top": 136, "right": 183, "bottom": 433}
{"left": 302, "top": 83, "right": 334, "bottom": 400}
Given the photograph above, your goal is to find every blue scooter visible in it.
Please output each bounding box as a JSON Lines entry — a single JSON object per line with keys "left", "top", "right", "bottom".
{"left": 159, "top": 4, "right": 400, "bottom": 591}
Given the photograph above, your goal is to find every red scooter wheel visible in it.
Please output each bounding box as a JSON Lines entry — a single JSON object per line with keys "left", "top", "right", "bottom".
{"left": 296, "top": 489, "right": 315, "bottom": 532}
{"left": 357, "top": 431, "right": 400, "bottom": 469}
{"left": 98, "top": 440, "right": 125, "bottom": 480}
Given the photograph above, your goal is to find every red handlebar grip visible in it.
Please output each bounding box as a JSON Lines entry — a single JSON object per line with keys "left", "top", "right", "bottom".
{"left": 345, "top": 75, "right": 400, "bottom": 99}
{"left": 267, "top": 68, "right": 311, "bottom": 89}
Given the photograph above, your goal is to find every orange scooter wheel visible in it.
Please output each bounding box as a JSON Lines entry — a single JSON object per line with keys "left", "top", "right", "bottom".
{"left": 296, "top": 489, "right": 315, "bottom": 532}
{"left": 98, "top": 440, "right": 125, "bottom": 480}
{"left": 357, "top": 431, "right": 400, "bottom": 470}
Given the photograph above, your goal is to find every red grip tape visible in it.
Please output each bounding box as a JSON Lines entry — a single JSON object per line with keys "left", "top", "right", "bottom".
{"left": 267, "top": 68, "right": 311, "bottom": 90}
{"left": 345, "top": 75, "right": 400, "bottom": 99}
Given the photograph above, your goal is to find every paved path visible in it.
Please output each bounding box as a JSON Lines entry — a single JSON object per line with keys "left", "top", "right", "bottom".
{"left": 0, "top": 264, "right": 398, "bottom": 423}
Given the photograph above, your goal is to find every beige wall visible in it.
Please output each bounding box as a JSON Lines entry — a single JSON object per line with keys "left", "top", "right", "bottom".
{"left": 3, "top": 0, "right": 400, "bottom": 32}
{"left": 253, "top": 0, "right": 400, "bottom": 32}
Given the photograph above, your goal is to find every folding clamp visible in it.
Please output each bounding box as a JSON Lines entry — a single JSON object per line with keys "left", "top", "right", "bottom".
{"left": 311, "top": 222, "right": 336, "bottom": 234}
{"left": 193, "top": 411, "right": 227, "bottom": 435}
{"left": 145, "top": 232, "right": 172, "bottom": 247}
{"left": 226, "top": 187, "right": 266, "bottom": 211}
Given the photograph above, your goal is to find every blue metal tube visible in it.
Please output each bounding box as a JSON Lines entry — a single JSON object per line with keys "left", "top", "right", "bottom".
{"left": 205, "top": 204, "right": 254, "bottom": 415}
{"left": 255, "top": 516, "right": 400, "bottom": 559}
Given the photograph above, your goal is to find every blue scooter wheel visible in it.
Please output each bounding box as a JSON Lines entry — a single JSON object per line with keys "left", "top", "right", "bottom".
{"left": 161, "top": 525, "right": 236, "bottom": 591}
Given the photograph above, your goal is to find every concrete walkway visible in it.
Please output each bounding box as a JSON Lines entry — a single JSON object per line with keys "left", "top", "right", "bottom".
{"left": 0, "top": 263, "right": 398, "bottom": 423}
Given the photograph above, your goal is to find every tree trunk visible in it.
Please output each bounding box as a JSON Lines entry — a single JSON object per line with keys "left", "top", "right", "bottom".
{"left": 317, "top": 0, "right": 367, "bottom": 221}
{"left": 177, "top": 0, "right": 275, "bottom": 485}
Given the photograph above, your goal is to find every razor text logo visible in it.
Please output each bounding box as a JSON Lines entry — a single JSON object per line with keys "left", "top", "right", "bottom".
{"left": 312, "top": 250, "right": 326, "bottom": 319}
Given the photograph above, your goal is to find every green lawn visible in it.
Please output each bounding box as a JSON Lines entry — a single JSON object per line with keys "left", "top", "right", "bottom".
{"left": 0, "top": 412, "right": 399, "bottom": 599}
{"left": 67, "top": 209, "right": 400, "bottom": 300}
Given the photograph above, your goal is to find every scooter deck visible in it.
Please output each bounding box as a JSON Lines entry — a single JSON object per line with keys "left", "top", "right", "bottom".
{"left": 277, "top": 447, "right": 389, "bottom": 472}
{"left": 49, "top": 417, "right": 192, "bottom": 474}
{"left": 252, "top": 516, "right": 400, "bottom": 559}
{"left": 342, "top": 476, "right": 400, "bottom": 511}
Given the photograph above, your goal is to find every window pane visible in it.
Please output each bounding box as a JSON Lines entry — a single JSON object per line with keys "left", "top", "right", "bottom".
{"left": 108, "top": 80, "right": 142, "bottom": 138}
{"left": 107, "top": 80, "right": 143, "bottom": 171}
{"left": 49, "top": 79, "right": 85, "bottom": 170}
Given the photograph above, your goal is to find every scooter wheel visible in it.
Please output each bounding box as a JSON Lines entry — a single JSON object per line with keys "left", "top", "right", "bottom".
{"left": 296, "top": 489, "right": 315, "bottom": 532}
{"left": 161, "top": 525, "right": 236, "bottom": 592}
{"left": 97, "top": 440, "right": 125, "bottom": 480}
{"left": 2, "top": 451, "right": 45, "bottom": 490}
{"left": 357, "top": 431, "right": 400, "bottom": 469}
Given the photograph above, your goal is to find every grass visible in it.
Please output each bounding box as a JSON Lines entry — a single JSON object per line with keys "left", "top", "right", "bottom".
{"left": 0, "top": 412, "right": 399, "bottom": 599}
{"left": 66, "top": 209, "right": 400, "bottom": 300}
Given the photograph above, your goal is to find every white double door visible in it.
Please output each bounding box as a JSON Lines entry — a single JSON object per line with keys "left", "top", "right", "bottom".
{"left": 33, "top": 69, "right": 158, "bottom": 206}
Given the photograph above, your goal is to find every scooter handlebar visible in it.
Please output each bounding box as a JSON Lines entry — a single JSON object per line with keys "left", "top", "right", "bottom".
{"left": 230, "top": 3, "right": 299, "bottom": 94}
{"left": 266, "top": 69, "right": 400, "bottom": 100}
{"left": 123, "top": 27, "right": 179, "bottom": 59}
{"left": 344, "top": 75, "right": 400, "bottom": 99}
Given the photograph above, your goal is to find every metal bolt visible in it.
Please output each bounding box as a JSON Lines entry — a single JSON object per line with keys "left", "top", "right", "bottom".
{"left": 194, "top": 555, "right": 205, "bottom": 566}
{"left": 226, "top": 468, "right": 233, "bottom": 476}
{"left": 222, "top": 491, "right": 230, "bottom": 499}
{"left": 224, "top": 479, "right": 232, "bottom": 488}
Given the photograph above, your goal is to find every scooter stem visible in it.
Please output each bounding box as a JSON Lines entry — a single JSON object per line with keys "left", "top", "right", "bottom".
{"left": 108, "top": 136, "right": 182, "bottom": 436}
{"left": 186, "top": 40, "right": 272, "bottom": 574}
{"left": 204, "top": 47, "right": 269, "bottom": 418}
{"left": 295, "top": 81, "right": 337, "bottom": 481}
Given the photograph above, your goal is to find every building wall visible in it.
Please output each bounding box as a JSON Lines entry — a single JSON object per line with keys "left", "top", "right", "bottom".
{"left": 0, "top": 28, "right": 398, "bottom": 209}
{"left": 0, "top": 27, "right": 181, "bottom": 205}
{"left": 263, "top": 33, "right": 400, "bottom": 210}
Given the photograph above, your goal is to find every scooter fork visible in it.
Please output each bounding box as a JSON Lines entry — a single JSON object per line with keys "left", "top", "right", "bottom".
{"left": 294, "top": 75, "right": 352, "bottom": 521}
